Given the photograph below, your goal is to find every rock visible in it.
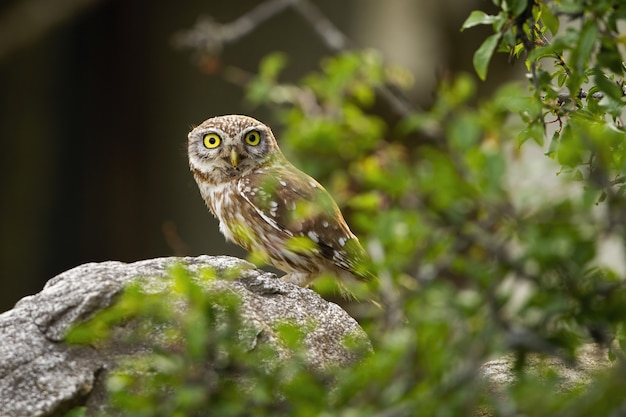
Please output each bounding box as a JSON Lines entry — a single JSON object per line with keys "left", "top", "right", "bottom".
{"left": 481, "top": 343, "right": 613, "bottom": 394}
{"left": 478, "top": 343, "right": 614, "bottom": 416}
{"left": 0, "top": 256, "right": 369, "bottom": 417}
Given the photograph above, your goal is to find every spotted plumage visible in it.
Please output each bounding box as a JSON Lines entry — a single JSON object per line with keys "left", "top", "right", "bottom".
{"left": 188, "top": 114, "right": 371, "bottom": 286}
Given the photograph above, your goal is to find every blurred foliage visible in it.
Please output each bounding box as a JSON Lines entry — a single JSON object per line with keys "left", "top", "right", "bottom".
{"left": 67, "top": 0, "right": 626, "bottom": 416}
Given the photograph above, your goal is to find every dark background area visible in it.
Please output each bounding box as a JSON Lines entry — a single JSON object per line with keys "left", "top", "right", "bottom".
{"left": 0, "top": 0, "right": 514, "bottom": 312}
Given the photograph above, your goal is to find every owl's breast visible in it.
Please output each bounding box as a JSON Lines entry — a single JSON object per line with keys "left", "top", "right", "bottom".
{"left": 201, "top": 182, "right": 230, "bottom": 219}
{"left": 199, "top": 182, "right": 236, "bottom": 241}
{"left": 200, "top": 180, "right": 273, "bottom": 253}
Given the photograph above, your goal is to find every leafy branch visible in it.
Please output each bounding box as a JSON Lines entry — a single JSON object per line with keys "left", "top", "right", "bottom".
{"left": 71, "top": 2, "right": 626, "bottom": 416}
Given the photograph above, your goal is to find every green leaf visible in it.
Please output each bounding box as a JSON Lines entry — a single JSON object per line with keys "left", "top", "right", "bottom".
{"left": 461, "top": 10, "right": 501, "bottom": 30}
{"left": 598, "top": 39, "right": 625, "bottom": 74}
{"left": 540, "top": 3, "right": 559, "bottom": 35}
{"left": 349, "top": 191, "right": 383, "bottom": 211}
{"left": 593, "top": 71, "right": 623, "bottom": 102}
{"left": 506, "top": 0, "right": 528, "bottom": 17}
{"left": 545, "top": 130, "right": 559, "bottom": 157}
{"left": 285, "top": 235, "right": 317, "bottom": 254}
{"left": 512, "top": 42, "right": 525, "bottom": 58}
{"left": 518, "top": 121, "right": 545, "bottom": 146}
{"left": 448, "top": 113, "right": 482, "bottom": 151}
{"left": 557, "top": 70, "right": 568, "bottom": 87}
{"left": 575, "top": 22, "right": 598, "bottom": 71}
{"left": 350, "top": 83, "right": 375, "bottom": 106}
{"left": 62, "top": 407, "right": 86, "bottom": 417}
{"left": 557, "top": 124, "right": 585, "bottom": 167}
{"left": 259, "top": 52, "right": 288, "bottom": 80}
{"left": 473, "top": 33, "right": 501, "bottom": 80}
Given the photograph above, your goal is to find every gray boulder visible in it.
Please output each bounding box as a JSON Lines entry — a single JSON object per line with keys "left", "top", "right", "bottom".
{"left": 0, "top": 256, "right": 369, "bottom": 417}
{"left": 477, "top": 343, "right": 614, "bottom": 417}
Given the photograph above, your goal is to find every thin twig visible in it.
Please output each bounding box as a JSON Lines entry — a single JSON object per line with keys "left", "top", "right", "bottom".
{"left": 536, "top": 29, "right": 571, "bottom": 76}
{"left": 175, "top": 0, "right": 416, "bottom": 116}
{"left": 292, "top": 0, "right": 415, "bottom": 115}
{"left": 173, "top": 0, "right": 296, "bottom": 54}
{"left": 290, "top": 0, "right": 350, "bottom": 52}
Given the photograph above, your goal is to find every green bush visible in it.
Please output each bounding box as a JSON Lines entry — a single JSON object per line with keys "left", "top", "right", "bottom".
{"left": 68, "top": 1, "right": 626, "bottom": 415}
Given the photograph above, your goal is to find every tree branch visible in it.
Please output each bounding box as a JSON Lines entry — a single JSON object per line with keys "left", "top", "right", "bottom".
{"left": 174, "top": 0, "right": 415, "bottom": 116}
{"left": 173, "top": 0, "right": 296, "bottom": 54}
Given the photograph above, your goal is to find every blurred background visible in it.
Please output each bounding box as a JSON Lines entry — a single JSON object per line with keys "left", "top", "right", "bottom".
{"left": 0, "top": 0, "right": 515, "bottom": 312}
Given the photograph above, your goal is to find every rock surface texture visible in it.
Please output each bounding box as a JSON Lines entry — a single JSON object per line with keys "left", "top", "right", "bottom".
{"left": 0, "top": 256, "right": 369, "bottom": 417}
{"left": 477, "top": 343, "right": 614, "bottom": 417}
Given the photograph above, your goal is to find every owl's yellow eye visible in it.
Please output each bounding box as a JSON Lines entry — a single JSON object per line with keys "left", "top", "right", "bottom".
{"left": 244, "top": 131, "right": 261, "bottom": 146}
{"left": 203, "top": 133, "right": 221, "bottom": 149}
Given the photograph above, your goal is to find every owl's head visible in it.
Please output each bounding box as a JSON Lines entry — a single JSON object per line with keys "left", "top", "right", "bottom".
{"left": 188, "top": 115, "right": 283, "bottom": 184}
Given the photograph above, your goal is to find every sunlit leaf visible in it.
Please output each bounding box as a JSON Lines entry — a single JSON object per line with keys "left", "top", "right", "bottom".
{"left": 473, "top": 33, "right": 501, "bottom": 80}
{"left": 540, "top": 3, "right": 559, "bottom": 35}
{"left": 461, "top": 10, "right": 503, "bottom": 30}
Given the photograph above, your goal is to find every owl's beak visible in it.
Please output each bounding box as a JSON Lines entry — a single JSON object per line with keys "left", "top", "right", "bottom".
{"left": 229, "top": 148, "right": 240, "bottom": 169}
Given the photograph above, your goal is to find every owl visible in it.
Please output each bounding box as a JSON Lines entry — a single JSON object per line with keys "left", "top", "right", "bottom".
{"left": 187, "top": 114, "right": 372, "bottom": 287}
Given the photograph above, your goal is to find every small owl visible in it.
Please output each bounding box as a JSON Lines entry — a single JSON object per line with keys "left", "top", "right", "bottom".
{"left": 187, "top": 114, "right": 372, "bottom": 287}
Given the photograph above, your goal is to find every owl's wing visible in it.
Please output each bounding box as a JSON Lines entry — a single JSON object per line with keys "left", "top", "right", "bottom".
{"left": 238, "top": 164, "right": 371, "bottom": 279}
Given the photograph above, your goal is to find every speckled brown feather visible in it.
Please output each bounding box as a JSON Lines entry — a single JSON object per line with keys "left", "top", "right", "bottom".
{"left": 238, "top": 162, "right": 370, "bottom": 279}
